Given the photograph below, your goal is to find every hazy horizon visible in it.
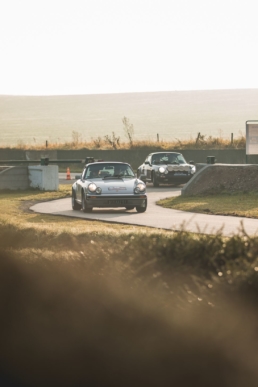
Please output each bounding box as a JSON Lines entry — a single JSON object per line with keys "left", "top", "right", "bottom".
{"left": 1, "top": 86, "right": 257, "bottom": 98}
{"left": 1, "top": 89, "right": 257, "bottom": 147}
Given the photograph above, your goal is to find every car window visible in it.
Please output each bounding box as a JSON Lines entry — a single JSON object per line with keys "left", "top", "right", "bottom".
{"left": 151, "top": 155, "right": 160, "bottom": 164}
{"left": 177, "top": 154, "right": 187, "bottom": 164}
{"left": 84, "top": 163, "right": 134, "bottom": 179}
{"left": 151, "top": 153, "right": 187, "bottom": 164}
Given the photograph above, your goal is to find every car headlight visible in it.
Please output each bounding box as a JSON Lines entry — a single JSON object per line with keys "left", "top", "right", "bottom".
{"left": 88, "top": 183, "right": 97, "bottom": 192}
{"left": 190, "top": 166, "right": 196, "bottom": 174}
{"left": 159, "top": 166, "right": 166, "bottom": 174}
{"left": 134, "top": 183, "right": 146, "bottom": 193}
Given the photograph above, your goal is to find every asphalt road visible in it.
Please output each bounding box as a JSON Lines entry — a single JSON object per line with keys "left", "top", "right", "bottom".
{"left": 30, "top": 175, "right": 258, "bottom": 237}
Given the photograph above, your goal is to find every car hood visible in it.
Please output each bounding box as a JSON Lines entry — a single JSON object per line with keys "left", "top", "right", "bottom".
{"left": 88, "top": 177, "right": 145, "bottom": 195}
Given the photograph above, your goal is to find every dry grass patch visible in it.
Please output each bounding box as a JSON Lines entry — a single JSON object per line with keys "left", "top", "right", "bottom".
{"left": 4, "top": 132, "right": 246, "bottom": 151}
{"left": 0, "top": 185, "right": 170, "bottom": 240}
{"left": 158, "top": 192, "right": 258, "bottom": 218}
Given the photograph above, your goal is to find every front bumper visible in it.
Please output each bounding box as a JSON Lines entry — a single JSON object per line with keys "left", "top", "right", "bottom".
{"left": 86, "top": 194, "right": 147, "bottom": 208}
{"left": 157, "top": 173, "right": 193, "bottom": 183}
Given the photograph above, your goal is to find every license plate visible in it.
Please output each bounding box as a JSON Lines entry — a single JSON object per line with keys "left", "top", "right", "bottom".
{"left": 108, "top": 200, "right": 128, "bottom": 205}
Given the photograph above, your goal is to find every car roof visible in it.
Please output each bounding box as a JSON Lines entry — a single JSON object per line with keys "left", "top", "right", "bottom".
{"left": 149, "top": 152, "right": 181, "bottom": 155}
{"left": 86, "top": 161, "right": 131, "bottom": 167}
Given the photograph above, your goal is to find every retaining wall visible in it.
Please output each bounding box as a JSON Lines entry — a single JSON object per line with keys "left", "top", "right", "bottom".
{"left": 1, "top": 148, "right": 258, "bottom": 170}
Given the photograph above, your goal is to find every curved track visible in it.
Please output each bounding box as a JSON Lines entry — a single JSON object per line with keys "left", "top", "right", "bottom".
{"left": 30, "top": 182, "right": 258, "bottom": 237}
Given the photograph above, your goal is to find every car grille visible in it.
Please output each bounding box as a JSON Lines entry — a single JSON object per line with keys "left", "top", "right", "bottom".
{"left": 167, "top": 171, "right": 189, "bottom": 176}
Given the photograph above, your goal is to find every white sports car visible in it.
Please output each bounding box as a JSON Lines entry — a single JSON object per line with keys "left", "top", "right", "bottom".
{"left": 72, "top": 161, "right": 147, "bottom": 213}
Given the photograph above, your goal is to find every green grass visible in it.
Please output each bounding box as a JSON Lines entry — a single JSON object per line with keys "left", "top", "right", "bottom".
{"left": 157, "top": 192, "right": 258, "bottom": 218}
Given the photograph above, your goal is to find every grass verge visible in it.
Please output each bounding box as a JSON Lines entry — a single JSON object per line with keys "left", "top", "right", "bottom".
{"left": 157, "top": 191, "right": 258, "bottom": 218}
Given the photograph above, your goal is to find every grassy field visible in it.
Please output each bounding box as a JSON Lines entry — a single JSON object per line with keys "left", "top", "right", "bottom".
{"left": 0, "top": 89, "right": 257, "bottom": 147}
{"left": 1, "top": 131, "right": 246, "bottom": 151}
{"left": 2, "top": 187, "right": 258, "bottom": 385}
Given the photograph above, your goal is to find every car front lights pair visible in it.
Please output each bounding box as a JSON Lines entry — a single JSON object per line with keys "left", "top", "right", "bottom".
{"left": 88, "top": 183, "right": 102, "bottom": 194}
{"left": 134, "top": 183, "right": 146, "bottom": 194}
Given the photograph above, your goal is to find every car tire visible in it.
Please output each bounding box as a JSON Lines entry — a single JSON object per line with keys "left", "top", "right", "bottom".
{"left": 136, "top": 199, "right": 147, "bottom": 213}
{"left": 152, "top": 172, "right": 160, "bottom": 187}
{"left": 82, "top": 193, "right": 93, "bottom": 213}
{"left": 72, "top": 189, "right": 81, "bottom": 210}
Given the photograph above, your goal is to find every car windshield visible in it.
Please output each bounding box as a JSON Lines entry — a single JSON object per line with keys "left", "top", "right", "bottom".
{"left": 84, "top": 163, "right": 135, "bottom": 179}
{"left": 151, "top": 153, "right": 186, "bottom": 165}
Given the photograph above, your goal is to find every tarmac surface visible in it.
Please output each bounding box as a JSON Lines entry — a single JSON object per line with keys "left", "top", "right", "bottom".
{"left": 30, "top": 174, "right": 258, "bottom": 237}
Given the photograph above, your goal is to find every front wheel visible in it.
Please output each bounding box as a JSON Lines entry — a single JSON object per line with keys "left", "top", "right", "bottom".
{"left": 82, "top": 193, "right": 93, "bottom": 213}
{"left": 72, "top": 190, "right": 81, "bottom": 210}
{"left": 152, "top": 172, "right": 160, "bottom": 187}
{"left": 136, "top": 199, "right": 147, "bottom": 213}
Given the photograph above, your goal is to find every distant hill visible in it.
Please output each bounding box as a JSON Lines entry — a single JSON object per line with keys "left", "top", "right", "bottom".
{"left": 0, "top": 89, "right": 258, "bottom": 146}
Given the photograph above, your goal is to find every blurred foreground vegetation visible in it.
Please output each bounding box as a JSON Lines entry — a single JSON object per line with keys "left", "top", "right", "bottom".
{"left": 1, "top": 186, "right": 258, "bottom": 386}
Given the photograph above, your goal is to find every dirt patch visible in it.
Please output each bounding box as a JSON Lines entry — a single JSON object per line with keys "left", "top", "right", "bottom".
{"left": 183, "top": 164, "right": 258, "bottom": 196}
{"left": 19, "top": 200, "right": 41, "bottom": 213}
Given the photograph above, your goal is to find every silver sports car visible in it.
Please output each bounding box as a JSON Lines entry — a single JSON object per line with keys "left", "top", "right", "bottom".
{"left": 72, "top": 161, "right": 147, "bottom": 213}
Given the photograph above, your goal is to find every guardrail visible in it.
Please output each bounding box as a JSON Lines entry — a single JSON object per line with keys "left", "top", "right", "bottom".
{"left": 0, "top": 157, "right": 98, "bottom": 166}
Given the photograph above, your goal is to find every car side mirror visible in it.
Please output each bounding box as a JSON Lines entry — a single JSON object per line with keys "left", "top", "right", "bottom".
{"left": 75, "top": 174, "right": 82, "bottom": 180}
{"left": 144, "top": 161, "right": 150, "bottom": 165}
{"left": 189, "top": 161, "right": 195, "bottom": 165}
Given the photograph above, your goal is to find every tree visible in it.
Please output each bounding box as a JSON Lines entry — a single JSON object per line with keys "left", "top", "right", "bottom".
{"left": 122, "top": 117, "right": 134, "bottom": 146}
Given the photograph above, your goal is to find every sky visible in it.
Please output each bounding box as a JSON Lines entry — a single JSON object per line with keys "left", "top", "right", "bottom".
{"left": 0, "top": 0, "right": 258, "bottom": 96}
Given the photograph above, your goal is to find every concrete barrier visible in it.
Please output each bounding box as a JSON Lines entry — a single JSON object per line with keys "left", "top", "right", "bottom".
{"left": 0, "top": 148, "right": 251, "bottom": 171}
{"left": 29, "top": 165, "right": 59, "bottom": 191}
{"left": 0, "top": 166, "right": 29, "bottom": 190}
{"left": 0, "top": 165, "right": 58, "bottom": 191}
{"left": 182, "top": 164, "right": 258, "bottom": 196}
